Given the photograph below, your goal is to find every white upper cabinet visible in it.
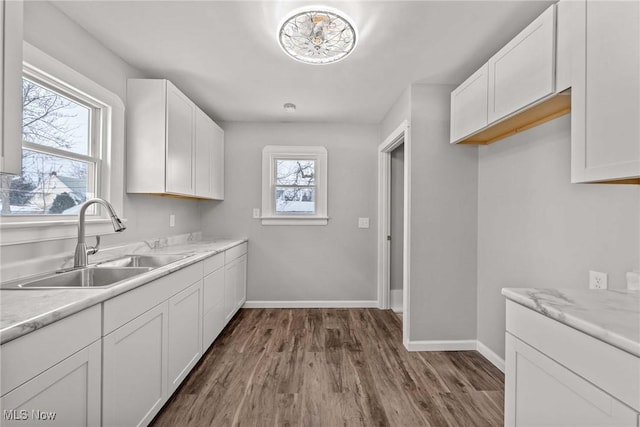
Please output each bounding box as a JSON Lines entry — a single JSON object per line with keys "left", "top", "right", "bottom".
{"left": 571, "top": 0, "right": 640, "bottom": 184}
{"left": 450, "top": 64, "right": 488, "bottom": 144}
{"left": 165, "top": 83, "right": 195, "bottom": 195}
{"left": 127, "top": 79, "right": 225, "bottom": 198}
{"left": 487, "top": 4, "right": 556, "bottom": 123}
{"left": 1, "top": 0, "right": 23, "bottom": 175}
{"left": 194, "top": 108, "right": 224, "bottom": 200}
{"left": 450, "top": 4, "right": 569, "bottom": 146}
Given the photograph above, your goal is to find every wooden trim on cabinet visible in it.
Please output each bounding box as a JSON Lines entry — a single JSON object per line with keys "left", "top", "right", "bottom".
{"left": 458, "top": 92, "right": 571, "bottom": 146}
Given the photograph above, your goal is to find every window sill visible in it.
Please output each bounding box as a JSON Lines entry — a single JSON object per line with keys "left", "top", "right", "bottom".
{"left": 0, "top": 218, "right": 128, "bottom": 246}
{"left": 260, "top": 216, "right": 328, "bottom": 226}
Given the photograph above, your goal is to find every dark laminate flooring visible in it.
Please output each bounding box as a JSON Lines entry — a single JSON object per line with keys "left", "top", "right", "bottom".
{"left": 151, "top": 308, "right": 504, "bottom": 427}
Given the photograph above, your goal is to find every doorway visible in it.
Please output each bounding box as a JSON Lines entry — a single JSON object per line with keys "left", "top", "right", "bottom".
{"left": 377, "top": 120, "right": 411, "bottom": 347}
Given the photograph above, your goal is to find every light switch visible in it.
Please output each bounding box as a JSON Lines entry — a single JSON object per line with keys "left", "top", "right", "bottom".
{"left": 252, "top": 208, "right": 260, "bottom": 219}
{"left": 169, "top": 214, "right": 175, "bottom": 227}
{"left": 358, "top": 217, "right": 369, "bottom": 228}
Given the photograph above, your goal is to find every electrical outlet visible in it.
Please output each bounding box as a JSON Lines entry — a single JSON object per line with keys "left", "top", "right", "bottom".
{"left": 252, "top": 208, "right": 260, "bottom": 219}
{"left": 169, "top": 214, "right": 175, "bottom": 227}
{"left": 358, "top": 217, "right": 369, "bottom": 228}
{"left": 589, "top": 270, "right": 608, "bottom": 289}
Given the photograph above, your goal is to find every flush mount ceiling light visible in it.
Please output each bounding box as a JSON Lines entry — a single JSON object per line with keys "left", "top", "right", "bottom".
{"left": 278, "top": 6, "right": 357, "bottom": 65}
{"left": 283, "top": 102, "right": 297, "bottom": 113}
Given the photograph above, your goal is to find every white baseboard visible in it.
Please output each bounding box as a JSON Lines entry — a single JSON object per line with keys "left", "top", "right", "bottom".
{"left": 390, "top": 289, "right": 403, "bottom": 312}
{"left": 405, "top": 339, "right": 477, "bottom": 351}
{"left": 476, "top": 340, "right": 505, "bottom": 372}
{"left": 243, "top": 300, "right": 379, "bottom": 308}
{"left": 404, "top": 339, "right": 505, "bottom": 372}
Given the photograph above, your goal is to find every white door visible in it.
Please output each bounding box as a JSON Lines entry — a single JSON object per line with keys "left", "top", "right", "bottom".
{"left": 505, "top": 333, "right": 638, "bottom": 427}
{"left": 168, "top": 280, "right": 203, "bottom": 394}
{"left": 165, "top": 82, "right": 195, "bottom": 195}
{"left": 103, "top": 303, "right": 169, "bottom": 427}
{"left": 210, "top": 123, "right": 224, "bottom": 200}
{"left": 487, "top": 5, "right": 556, "bottom": 123}
{"left": 0, "top": 341, "right": 101, "bottom": 427}
{"left": 194, "top": 109, "right": 213, "bottom": 198}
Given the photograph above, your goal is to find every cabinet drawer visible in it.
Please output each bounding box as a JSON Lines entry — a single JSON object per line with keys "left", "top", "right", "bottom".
{"left": 506, "top": 300, "right": 640, "bottom": 412}
{"left": 225, "top": 242, "right": 247, "bottom": 264}
{"left": 204, "top": 252, "right": 224, "bottom": 276}
{"left": 1, "top": 305, "right": 101, "bottom": 396}
{"left": 104, "top": 262, "right": 203, "bottom": 334}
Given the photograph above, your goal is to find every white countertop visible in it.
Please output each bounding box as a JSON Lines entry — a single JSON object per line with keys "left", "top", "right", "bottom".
{"left": 0, "top": 237, "right": 247, "bottom": 345}
{"left": 502, "top": 288, "right": 640, "bottom": 357}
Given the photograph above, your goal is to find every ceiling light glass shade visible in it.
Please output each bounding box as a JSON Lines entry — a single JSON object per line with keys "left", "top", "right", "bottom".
{"left": 278, "top": 6, "right": 357, "bottom": 65}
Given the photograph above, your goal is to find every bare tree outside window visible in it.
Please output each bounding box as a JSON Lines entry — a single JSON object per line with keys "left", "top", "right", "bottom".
{"left": 275, "top": 159, "right": 316, "bottom": 214}
{"left": 0, "top": 77, "right": 95, "bottom": 215}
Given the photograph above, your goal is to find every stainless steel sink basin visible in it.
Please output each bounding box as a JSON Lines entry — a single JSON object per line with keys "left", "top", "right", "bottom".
{"left": 96, "top": 254, "right": 191, "bottom": 268}
{"left": 2, "top": 267, "right": 153, "bottom": 289}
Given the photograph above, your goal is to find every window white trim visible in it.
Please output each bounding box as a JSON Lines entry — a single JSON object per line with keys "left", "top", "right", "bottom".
{"left": 261, "top": 145, "right": 328, "bottom": 226}
{"left": 0, "top": 42, "right": 126, "bottom": 246}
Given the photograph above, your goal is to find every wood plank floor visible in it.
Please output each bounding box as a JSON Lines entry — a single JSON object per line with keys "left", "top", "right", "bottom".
{"left": 151, "top": 308, "right": 504, "bottom": 427}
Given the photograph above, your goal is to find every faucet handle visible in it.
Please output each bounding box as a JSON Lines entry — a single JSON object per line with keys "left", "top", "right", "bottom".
{"left": 87, "top": 235, "right": 101, "bottom": 256}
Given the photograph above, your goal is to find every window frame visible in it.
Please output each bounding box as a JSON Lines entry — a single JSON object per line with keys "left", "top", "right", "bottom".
{"left": 261, "top": 145, "right": 328, "bottom": 225}
{"left": 0, "top": 42, "right": 126, "bottom": 246}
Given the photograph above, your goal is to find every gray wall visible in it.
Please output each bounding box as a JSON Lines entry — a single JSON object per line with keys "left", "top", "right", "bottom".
{"left": 390, "top": 145, "right": 404, "bottom": 291}
{"left": 407, "top": 84, "right": 479, "bottom": 342}
{"left": 200, "top": 122, "right": 379, "bottom": 302}
{"left": 477, "top": 115, "right": 640, "bottom": 357}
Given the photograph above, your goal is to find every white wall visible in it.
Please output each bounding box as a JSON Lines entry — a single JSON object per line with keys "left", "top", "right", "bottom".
{"left": 0, "top": 1, "right": 202, "bottom": 269}
{"left": 477, "top": 115, "right": 640, "bottom": 357}
{"left": 200, "top": 122, "right": 379, "bottom": 303}
{"left": 407, "top": 84, "right": 479, "bottom": 343}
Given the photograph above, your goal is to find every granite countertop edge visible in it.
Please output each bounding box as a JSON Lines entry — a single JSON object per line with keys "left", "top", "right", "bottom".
{"left": 0, "top": 238, "right": 247, "bottom": 345}
{"left": 502, "top": 287, "right": 640, "bottom": 358}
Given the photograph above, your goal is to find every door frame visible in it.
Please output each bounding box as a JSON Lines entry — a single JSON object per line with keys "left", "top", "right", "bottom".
{"left": 377, "top": 120, "right": 411, "bottom": 346}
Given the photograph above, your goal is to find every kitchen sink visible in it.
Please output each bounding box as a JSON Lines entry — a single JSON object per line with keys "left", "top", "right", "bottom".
{"left": 96, "top": 253, "right": 191, "bottom": 268}
{"left": 2, "top": 267, "right": 153, "bottom": 289}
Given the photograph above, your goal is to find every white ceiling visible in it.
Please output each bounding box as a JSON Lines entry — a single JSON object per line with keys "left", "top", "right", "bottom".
{"left": 52, "top": 0, "right": 554, "bottom": 124}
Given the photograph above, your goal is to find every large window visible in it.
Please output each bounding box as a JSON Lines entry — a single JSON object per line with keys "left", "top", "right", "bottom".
{"left": 0, "top": 70, "right": 103, "bottom": 216}
{"left": 261, "top": 145, "right": 327, "bottom": 225}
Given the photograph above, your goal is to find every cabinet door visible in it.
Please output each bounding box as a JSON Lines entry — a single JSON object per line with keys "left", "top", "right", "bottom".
{"left": 235, "top": 254, "right": 247, "bottom": 310}
{"left": 168, "top": 280, "right": 203, "bottom": 394}
{"left": 0, "top": 340, "right": 101, "bottom": 427}
{"left": 165, "top": 82, "right": 195, "bottom": 195}
{"left": 505, "top": 333, "right": 638, "bottom": 427}
{"left": 450, "top": 63, "right": 489, "bottom": 143}
{"left": 224, "top": 255, "right": 246, "bottom": 320}
{"left": 194, "top": 109, "right": 214, "bottom": 199}
{"left": 1, "top": 0, "right": 23, "bottom": 175}
{"left": 210, "top": 122, "right": 224, "bottom": 200}
{"left": 103, "top": 302, "right": 169, "bottom": 427}
{"left": 488, "top": 4, "right": 556, "bottom": 123}
{"left": 203, "top": 267, "right": 225, "bottom": 349}
{"left": 571, "top": 0, "right": 640, "bottom": 183}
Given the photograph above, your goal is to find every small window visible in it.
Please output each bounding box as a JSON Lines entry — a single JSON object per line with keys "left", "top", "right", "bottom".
{"left": 0, "top": 72, "right": 103, "bottom": 216}
{"left": 261, "top": 146, "right": 327, "bottom": 225}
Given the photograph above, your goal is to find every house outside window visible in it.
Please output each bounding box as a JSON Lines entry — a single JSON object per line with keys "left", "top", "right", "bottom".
{"left": 261, "top": 146, "right": 327, "bottom": 225}
{"left": 0, "top": 74, "right": 101, "bottom": 216}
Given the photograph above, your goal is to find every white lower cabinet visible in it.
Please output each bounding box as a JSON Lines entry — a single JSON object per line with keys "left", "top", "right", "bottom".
{"left": 505, "top": 300, "right": 640, "bottom": 427}
{"left": 505, "top": 333, "right": 638, "bottom": 427}
{"left": 103, "top": 302, "right": 169, "bottom": 427}
{"left": 203, "top": 255, "right": 226, "bottom": 349}
{"left": 0, "top": 340, "right": 101, "bottom": 427}
{"left": 168, "top": 280, "right": 203, "bottom": 394}
{"left": 225, "top": 253, "right": 247, "bottom": 320}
